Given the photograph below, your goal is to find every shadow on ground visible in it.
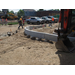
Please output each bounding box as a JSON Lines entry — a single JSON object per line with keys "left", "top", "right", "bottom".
{"left": 56, "top": 51, "right": 75, "bottom": 65}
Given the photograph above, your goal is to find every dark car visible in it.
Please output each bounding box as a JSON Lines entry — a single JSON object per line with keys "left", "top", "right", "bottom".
{"left": 47, "top": 16, "right": 58, "bottom": 23}
{"left": 41, "top": 16, "right": 52, "bottom": 23}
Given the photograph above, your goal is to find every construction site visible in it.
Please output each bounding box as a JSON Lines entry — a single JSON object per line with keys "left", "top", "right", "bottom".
{"left": 0, "top": 9, "right": 75, "bottom": 65}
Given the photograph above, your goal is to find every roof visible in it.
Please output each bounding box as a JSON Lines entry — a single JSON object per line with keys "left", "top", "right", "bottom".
{"left": 23, "top": 9, "right": 36, "bottom": 12}
{"left": 0, "top": 11, "right": 3, "bottom": 14}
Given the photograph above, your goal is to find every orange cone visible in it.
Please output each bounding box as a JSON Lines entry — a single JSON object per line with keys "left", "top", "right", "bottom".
{"left": 10, "top": 29, "right": 12, "bottom": 32}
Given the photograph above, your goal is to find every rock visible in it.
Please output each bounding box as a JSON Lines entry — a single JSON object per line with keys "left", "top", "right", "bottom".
{"left": 7, "top": 32, "right": 11, "bottom": 36}
{"left": 31, "top": 36, "right": 36, "bottom": 40}
{"left": 4, "top": 51, "right": 6, "bottom": 53}
{"left": 27, "top": 35, "right": 30, "bottom": 38}
{"left": 24, "top": 32, "right": 27, "bottom": 35}
{"left": 39, "top": 41, "right": 42, "bottom": 42}
{"left": 28, "top": 47, "right": 31, "bottom": 49}
{"left": 46, "top": 46, "right": 48, "bottom": 48}
{"left": 16, "top": 30, "right": 18, "bottom": 33}
{"left": 12, "top": 33, "right": 15, "bottom": 35}
{"left": 11, "top": 44, "right": 13, "bottom": 45}
{"left": 37, "top": 38, "right": 42, "bottom": 41}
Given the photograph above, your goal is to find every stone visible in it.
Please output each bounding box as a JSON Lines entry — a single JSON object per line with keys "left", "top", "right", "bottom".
{"left": 31, "top": 36, "right": 36, "bottom": 40}
{"left": 28, "top": 47, "right": 31, "bottom": 49}
{"left": 27, "top": 35, "right": 30, "bottom": 38}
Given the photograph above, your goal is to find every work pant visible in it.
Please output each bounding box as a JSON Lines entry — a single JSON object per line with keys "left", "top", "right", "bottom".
{"left": 4, "top": 21, "right": 7, "bottom": 25}
{"left": 52, "top": 21, "right": 54, "bottom": 24}
{"left": 49, "top": 21, "right": 54, "bottom": 27}
{"left": 1, "top": 21, "right": 4, "bottom": 25}
{"left": 18, "top": 23, "right": 23, "bottom": 29}
{"left": 51, "top": 21, "right": 54, "bottom": 25}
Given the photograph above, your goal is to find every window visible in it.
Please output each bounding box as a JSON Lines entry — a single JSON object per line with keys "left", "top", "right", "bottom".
{"left": 72, "top": 9, "right": 75, "bottom": 14}
{"left": 43, "top": 17, "right": 48, "bottom": 19}
{"left": 42, "top": 18, "right": 44, "bottom": 19}
{"left": 31, "top": 18, "right": 35, "bottom": 19}
{"left": 71, "top": 9, "right": 75, "bottom": 24}
{"left": 48, "top": 16, "right": 54, "bottom": 18}
{"left": 36, "top": 17, "right": 40, "bottom": 19}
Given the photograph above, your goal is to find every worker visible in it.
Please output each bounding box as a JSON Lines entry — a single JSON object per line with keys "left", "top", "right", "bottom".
{"left": 2, "top": 18, "right": 4, "bottom": 25}
{"left": 5, "top": 18, "right": 7, "bottom": 25}
{"left": 51, "top": 17, "right": 54, "bottom": 26}
{"left": 18, "top": 16, "right": 23, "bottom": 29}
{"left": 23, "top": 18, "right": 25, "bottom": 25}
{"left": 52, "top": 17, "right": 54, "bottom": 22}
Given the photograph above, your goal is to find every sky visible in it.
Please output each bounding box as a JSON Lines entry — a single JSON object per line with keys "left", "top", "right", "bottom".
{"left": 0, "top": 9, "right": 55, "bottom": 13}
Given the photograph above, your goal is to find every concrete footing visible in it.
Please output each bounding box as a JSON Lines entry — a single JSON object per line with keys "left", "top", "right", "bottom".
{"left": 24, "top": 25, "right": 58, "bottom": 42}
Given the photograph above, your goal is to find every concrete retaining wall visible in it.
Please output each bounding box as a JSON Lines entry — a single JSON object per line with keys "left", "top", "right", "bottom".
{"left": 24, "top": 25, "right": 75, "bottom": 42}
{"left": 24, "top": 25, "right": 58, "bottom": 42}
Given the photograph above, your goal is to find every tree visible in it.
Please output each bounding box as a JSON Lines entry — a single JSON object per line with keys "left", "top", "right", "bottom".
{"left": 54, "top": 9, "right": 60, "bottom": 11}
{"left": 51, "top": 9, "right": 54, "bottom": 10}
{"left": 7, "top": 9, "right": 9, "bottom": 13}
{"left": 38, "top": 9, "right": 44, "bottom": 11}
{"left": 9, "top": 10, "right": 14, "bottom": 14}
{"left": 17, "top": 9, "right": 24, "bottom": 18}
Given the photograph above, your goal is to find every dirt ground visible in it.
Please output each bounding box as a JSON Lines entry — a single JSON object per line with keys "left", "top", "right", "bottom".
{"left": 0, "top": 23, "right": 75, "bottom": 65}
{"left": 33, "top": 23, "right": 59, "bottom": 34}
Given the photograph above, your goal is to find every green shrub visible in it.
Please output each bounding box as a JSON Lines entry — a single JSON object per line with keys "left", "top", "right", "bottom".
{"left": 8, "top": 22, "right": 18, "bottom": 25}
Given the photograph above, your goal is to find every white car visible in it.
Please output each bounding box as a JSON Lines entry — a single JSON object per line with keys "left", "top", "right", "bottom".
{"left": 41, "top": 16, "right": 52, "bottom": 23}
{"left": 26, "top": 17, "right": 44, "bottom": 24}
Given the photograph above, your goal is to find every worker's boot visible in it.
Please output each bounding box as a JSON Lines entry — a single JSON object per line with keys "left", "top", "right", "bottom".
{"left": 22, "top": 26, "right": 24, "bottom": 29}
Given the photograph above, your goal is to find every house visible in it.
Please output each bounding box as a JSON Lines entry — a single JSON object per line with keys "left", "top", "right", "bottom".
{"left": 2, "top": 9, "right": 8, "bottom": 14}
{"left": 36, "top": 10, "right": 60, "bottom": 17}
{"left": 0, "top": 11, "right": 4, "bottom": 18}
{"left": 23, "top": 9, "right": 36, "bottom": 18}
{"left": 0, "top": 9, "right": 8, "bottom": 18}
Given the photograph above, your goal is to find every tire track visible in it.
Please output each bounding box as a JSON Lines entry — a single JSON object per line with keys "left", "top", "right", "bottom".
{"left": 0, "top": 42, "right": 26, "bottom": 55}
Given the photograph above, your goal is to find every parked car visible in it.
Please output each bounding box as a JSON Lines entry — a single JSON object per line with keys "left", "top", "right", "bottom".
{"left": 41, "top": 16, "right": 52, "bottom": 23}
{"left": 26, "top": 17, "right": 44, "bottom": 24}
{"left": 47, "top": 16, "right": 58, "bottom": 23}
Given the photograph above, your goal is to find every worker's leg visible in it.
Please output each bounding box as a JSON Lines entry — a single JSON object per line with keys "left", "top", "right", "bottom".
{"left": 49, "top": 22, "right": 52, "bottom": 27}
{"left": 49, "top": 23, "right": 52, "bottom": 27}
{"left": 18, "top": 24, "right": 21, "bottom": 29}
{"left": 1, "top": 21, "right": 3, "bottom": 25}
{"left": 6, "top": 22, "right": 7, "bottom": 25}
{"left": 5, "top": 21, "right": 7, "bottom": 25}
{"left": 52, "top": 21, "right": 54, "bottom": 26}
{"left": 22, "top": 24, "right": 23, "bottom": 29}
{"left": 23, "top": 23, "right": 24, "bottom": 25}
{"left": 4, "top": 22, "right": 6, "bottom": 25}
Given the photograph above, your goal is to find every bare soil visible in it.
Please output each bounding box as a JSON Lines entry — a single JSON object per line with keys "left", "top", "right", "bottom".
{"left": 0, "top": 23, "right": 75, "bottom": 65}
{"left": 33, "top": 23, "right": 59, "bottom": 34}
